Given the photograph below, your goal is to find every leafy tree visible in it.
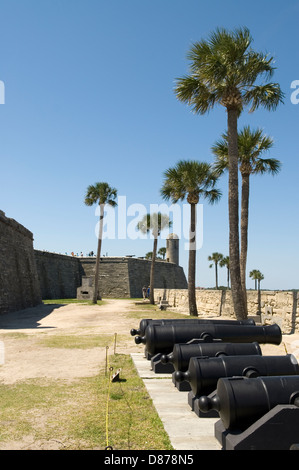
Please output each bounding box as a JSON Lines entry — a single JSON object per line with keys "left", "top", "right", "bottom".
{"left": 208, "top": 252, "right": 223, "bottom": 289}
{"left": 137, "top": 213, "right": 171, "bottom": 304}
{"left": 161, "top": 160, "right": 221, "bottom": 316}
{"left": 212, "top": 126, "right": 281, "bottom": 311}
{"left": 174, "top": 27, "right": 283, "bottom": 319}
{"left": 84, "top": 182, "right": 117, "bottom": 304}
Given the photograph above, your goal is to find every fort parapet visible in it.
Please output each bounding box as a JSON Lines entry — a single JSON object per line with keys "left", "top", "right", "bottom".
{"left": 0, "top": 211, "right": 42, "bottom": 314}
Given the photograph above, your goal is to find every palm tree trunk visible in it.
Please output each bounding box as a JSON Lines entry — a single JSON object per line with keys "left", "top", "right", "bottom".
{"left": 93, "top": 203, "right": 104, "bottom": 304}
{"left": 227, "top": 108, "right": 247, "bottom": 319}
{"left": 215, "top": 263, "right": 218, "bottom": 289}
{"left": 188, "top": 202, "right": 198, "bottom": 316}
{"left": 257, "top": 280, "right": 261, "bottom": 313}
{"left": 149, "top": 237, "right": 157, "bottom": 304}
{"left": 240, "top": 173, "right": 249, "bottom": 315}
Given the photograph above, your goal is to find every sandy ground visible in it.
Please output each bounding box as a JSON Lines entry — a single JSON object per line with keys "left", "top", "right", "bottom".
{"left": 0, "top": 299, "right": 145, "bottom": 385}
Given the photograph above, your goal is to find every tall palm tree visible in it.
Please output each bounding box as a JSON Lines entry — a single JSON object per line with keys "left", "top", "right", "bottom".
{"left": 212, "top": 126, "right": 281, "bottom": 311}
{"left": 174, "top": 27, "right": 283, "bottom": 320}
{"left": 208, "top": 252, "right": 223, "bottom": 289}
{"left": 219, "top": 256, "right": 230, "bottom": 289}
{"left": 137, "top": 213, "right": 171, "bottom": 304}
{"left": 84, "top": 182, "right": 117, "bottom": 304}
{"left": 161, "top": 160, "right": 221, "bottom": 316}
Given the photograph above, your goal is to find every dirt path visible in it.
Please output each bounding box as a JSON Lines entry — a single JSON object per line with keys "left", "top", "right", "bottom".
{"left": 0, "top": 299, "right": 144, "bottom": 385}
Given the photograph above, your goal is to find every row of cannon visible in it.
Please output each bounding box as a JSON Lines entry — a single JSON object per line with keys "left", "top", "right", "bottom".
{"left": 131, "top": 317, "right": 299, "bottom": 450}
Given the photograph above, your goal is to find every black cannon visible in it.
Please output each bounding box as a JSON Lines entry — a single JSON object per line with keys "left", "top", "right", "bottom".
{"left": 134, "top": 323, "right": 282, "bottom": 356}
{"left": 198, "top": 375, "right": 299, "bottom": 450}
{"left": 161, "top": 341, "right": 262, "bottom": 372}
{"left": 174, "top": 354, "right": 299, "bottom": 398}
{"left": 130, "top": 317, "right": 255, "bottom": 336}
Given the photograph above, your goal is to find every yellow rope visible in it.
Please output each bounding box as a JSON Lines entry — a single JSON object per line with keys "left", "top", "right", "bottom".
{"left": 104, "top": 333, "right": 119, "bottom": 450}
{"left": 105, "top": 346, "right": 112, "bottom": 449}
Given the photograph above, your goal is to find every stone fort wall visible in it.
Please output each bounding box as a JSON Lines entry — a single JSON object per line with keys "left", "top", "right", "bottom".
{"left": 154, "top": 288, "right": 299, "bottom": 334}
{"left": 34, "top": 250, "right": 82, "bottom": 299}
{"left": 34, "top": 252, "right": 188, "bottom": 300}
{"left": 0, "top": 211, "right": 42, "bottom": 314}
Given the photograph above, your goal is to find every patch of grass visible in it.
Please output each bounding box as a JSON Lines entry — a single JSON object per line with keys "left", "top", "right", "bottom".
{"left": 42, "top": 299, "right": 105, "bottom": 306}
{"left": 128, "top": 309, "right": 190, "bottom": 320}
{"left": 0, "top": 332, "right": 30, "bottom": 339}
{"left": 38, "top": 333, "right": 127, "bottom": 350}
{"left": 0, "top": 355, "right": 173, "bottom": 450}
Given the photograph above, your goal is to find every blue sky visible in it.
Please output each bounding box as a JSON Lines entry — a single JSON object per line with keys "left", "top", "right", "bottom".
{"left": 0, "top": 0, "right": 298, "bottom": 290}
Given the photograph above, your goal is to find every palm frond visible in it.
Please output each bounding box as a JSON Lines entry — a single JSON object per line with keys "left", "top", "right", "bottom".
{"left": 161, "top": 160, "right": 221, "bottom": 205}
{"left": 137, "top": 212, "right": 172, "bottom": 236}
{"left": 253, "top": 157, "right": 281, "bottom": 175}
{"left": 84, "top": 182, "right": 118, "bottom": 207}
{"left": 175, "top": 26, "right": 283, "bottom": 116}
{"left": 243, "top": 83, "right": 285, "bottom": 112}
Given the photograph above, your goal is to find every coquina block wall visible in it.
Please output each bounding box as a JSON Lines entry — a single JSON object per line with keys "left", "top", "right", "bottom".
{"left": 154, "top": 288, "right": 299, "bottom": 334}
{"left": 34, "top": 250, "right": 82, "bottom": 299}
{"left": 34, "top": 254, "right": 188, "bottom": 300}
{"left": 0, "top": 211, "right": 42, "bottom": 314}
{"left": 79, "top": 257, "right": 187, "bottom": 298}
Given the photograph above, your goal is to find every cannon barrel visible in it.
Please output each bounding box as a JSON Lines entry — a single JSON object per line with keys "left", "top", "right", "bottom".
{"left": 174, "top": 354, "right": 299, "bottom": 397}
{"left": 130, "top": 317, "right": 255, "bottom": 336}
{"left": 198, "top": 374, "right": 299, "bottom": 431}
{"left": 134, "top": 323, "right": 282, "bottom": 355}
{"left": 160, "top": 341, "right": 262, "bottom": 371}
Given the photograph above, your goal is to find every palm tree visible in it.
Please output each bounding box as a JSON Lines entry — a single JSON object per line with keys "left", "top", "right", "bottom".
{"left": 161, "top": 160, "right": 221, "bottom": 316}
{"left": 212, "top": 126, "right": 281, "bottom": 311}
{"left": 219, "top": 256, "right": 230, "bottom": 289}
{"left": 158, "top": 247, "right": 166, "bottom": 259}
{"left": 249, "top": 269, "right": 264, "bottom": 314}
{"left": 174, "top": 27, "right": 283, "bottom": 320}
{"left": 249, "top": 269, "right": 264, "bottom": 290}
{"left": 137, "top": 213, "right": 171, "bottom": 304}
{"left": 208, "top": 252, "right": 223, "bottom": 289}
{"left": 84, "top": 182, "right": 117, "bottom": 304}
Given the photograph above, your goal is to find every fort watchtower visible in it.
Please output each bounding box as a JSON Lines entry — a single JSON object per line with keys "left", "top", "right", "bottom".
{"left": 166, "top": 233, "right": 179, "bottom": 265}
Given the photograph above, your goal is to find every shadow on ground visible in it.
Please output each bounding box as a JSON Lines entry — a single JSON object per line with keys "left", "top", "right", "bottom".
{"left": 0, "top": 303, "right": 65, "bottom": 330}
